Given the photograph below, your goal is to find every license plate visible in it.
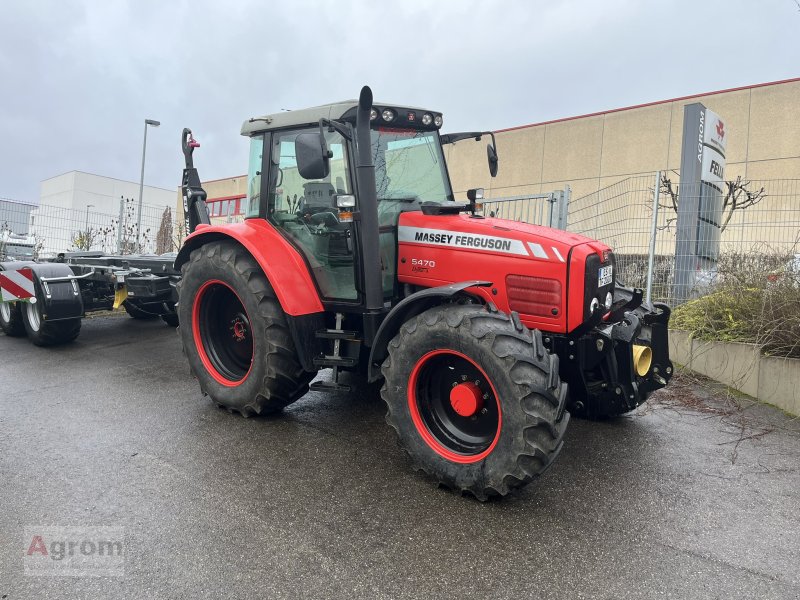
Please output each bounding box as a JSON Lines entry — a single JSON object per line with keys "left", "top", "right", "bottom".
{"left": 598, "top": 265, "right": 613, "bottom": 287}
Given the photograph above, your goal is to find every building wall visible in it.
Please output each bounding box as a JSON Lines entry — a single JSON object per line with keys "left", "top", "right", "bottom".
{"left": 41, "top": 171, "right": 176, "bottom": 215}
{"left": 444, "top": 78, "right": 800, "bottom": 201}
{"left": 175, "top": 174, "right": 248, "bottom": 230}
{"left": 0, "top": 199, "right": 35, "bottom": 235}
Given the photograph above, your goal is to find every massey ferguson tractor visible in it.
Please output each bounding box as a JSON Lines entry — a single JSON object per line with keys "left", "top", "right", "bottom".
{"left": 176, "top": 86, "right": 672, "bottom": 500}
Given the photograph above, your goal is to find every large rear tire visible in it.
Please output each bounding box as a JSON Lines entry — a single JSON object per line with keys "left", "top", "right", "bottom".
{"left": 381, "top": 305, "right": 569, "bottom": 500}
{"left": 178, "top": 241, "right": 314, "bottom": 416}
{"left": 0, "top": 301, "right": 26, "bottom": 337}
{"left": 21, "top": 301, "right": 81, "bottom": 346}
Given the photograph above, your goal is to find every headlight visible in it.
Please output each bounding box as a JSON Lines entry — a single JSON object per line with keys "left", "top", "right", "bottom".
{"left": 590, "top": 297, "right": 600, "bottom": 313}
{"left": 421, "top": 113, "right": 433, "bottom": 126}
{"left": 605, "top": 292, "right": 613, "bottom": 309}
{"left": 434, "top": 115, "right": 443, "bottom": 127}
{"left": 382, "top": 109, "right": 396, "bottom": 122}
{"left": 370, "top": 108, "right": 378, "bottom": 121}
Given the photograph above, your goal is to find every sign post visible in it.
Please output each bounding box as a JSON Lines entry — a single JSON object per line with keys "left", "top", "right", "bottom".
{"left": 672, "top": 103, "right": 727, "bottom": 303}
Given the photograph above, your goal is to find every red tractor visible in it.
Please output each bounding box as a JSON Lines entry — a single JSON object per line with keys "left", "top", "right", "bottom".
{"left": 175, "top": 87, "right": 672, "bottom": 500}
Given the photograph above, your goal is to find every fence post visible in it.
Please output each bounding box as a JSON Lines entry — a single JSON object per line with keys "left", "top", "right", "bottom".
{"left": 645, "top": 171, "right": 661, "bottom": 303}
{"left": 558, "top": 185, "right": 570, "bottom": 230}
{"left": 116, "top": 195, "right": 125, "bottom": 254}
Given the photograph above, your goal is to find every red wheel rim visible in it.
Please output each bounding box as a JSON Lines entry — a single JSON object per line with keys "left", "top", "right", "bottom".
{"left": 192, "top": 280, "right": 254, "bottom": 386}
{"left": 407, "top": 349, "right": 502, "bottom": 464}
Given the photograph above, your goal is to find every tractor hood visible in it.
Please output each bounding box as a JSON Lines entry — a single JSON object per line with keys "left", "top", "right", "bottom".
{"left": 396, "top": 211, "right": 614, "bottom": 334}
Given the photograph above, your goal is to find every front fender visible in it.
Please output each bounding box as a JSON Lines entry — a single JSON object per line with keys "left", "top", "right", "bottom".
{"left": 367, "top": 280, "right": 492, "bottom": 382}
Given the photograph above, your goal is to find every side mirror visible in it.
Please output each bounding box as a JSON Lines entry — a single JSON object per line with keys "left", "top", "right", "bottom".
{"left": 487, "top": 143, "right": 499, "bottom": 177}
{"left": 466, "top": 188, "right": 484, "bottom": 202}
{"left": 295, "top": 133, "right": 330, "bottom": 180}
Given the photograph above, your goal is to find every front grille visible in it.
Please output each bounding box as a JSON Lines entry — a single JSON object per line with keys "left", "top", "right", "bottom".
{"left": 506, "top": 274, "right": 561, "bottom": 317}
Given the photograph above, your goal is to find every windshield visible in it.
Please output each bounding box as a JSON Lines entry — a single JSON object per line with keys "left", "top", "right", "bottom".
{"left": 5, "top": 243, "right": 34, "bottom": 257}
{"left": 371, "top": 128, "right": 453, "bottom": 203}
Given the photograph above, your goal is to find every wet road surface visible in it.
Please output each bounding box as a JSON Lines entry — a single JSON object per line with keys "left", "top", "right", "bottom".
{"left": 1, "top": 316, "right": 799, "bottom": 599}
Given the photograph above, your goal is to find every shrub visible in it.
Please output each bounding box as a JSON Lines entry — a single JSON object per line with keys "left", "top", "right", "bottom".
{"left": 671, "top": 252, "right": 800, "bottom": 359}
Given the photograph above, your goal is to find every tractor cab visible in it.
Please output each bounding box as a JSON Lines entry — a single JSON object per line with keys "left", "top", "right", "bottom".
{"left": 239, "top": 98, "right": 488, "bottom": 308}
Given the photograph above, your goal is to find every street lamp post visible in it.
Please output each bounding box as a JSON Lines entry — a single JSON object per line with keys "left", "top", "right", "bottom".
{"left": 136, "top": 118, "right": 160, "bottom": 252}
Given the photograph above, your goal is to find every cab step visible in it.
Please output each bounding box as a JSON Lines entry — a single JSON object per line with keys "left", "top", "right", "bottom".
{"left": 309, "top": 380, "right": 352, "bottom": 393}
{"left": 313, "top": 355, "right": 358, "bottom": 368}
{"left": 315, "top": 328, "right": 359, "bottom": 340}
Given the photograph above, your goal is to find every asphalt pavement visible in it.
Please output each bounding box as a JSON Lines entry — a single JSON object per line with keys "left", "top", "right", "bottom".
{"left": 1, "top": 315, "right": 799, "bottom": 599}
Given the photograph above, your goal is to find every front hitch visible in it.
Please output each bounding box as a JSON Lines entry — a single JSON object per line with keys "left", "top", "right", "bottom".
{"left": 548, "top": 289, "right": 673, "bottom": 419}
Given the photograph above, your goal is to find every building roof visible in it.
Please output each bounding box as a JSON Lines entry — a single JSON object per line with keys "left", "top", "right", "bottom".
{"left": 496, "top": 77, "right": 800, "bottom": 134}
{"left": 40, "top": 170, "right": 175, "bottom": 193}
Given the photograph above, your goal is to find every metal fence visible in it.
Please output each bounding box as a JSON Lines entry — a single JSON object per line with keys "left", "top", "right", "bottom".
{"left": 483, "top": 190, "right": 569, "bottom": 229}
{"left": 0, "top": 197, "right": 179, "bottom": 259}
{"left": 567, "top": 174, "right": 800, "bottom": 306}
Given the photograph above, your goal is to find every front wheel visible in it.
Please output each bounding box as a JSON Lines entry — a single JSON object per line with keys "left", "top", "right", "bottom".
{"left": 177, "top": 241, "right": 314, "bottom": 416}
{"left": 381, "top": 305, "right": 569, "bottom": 500}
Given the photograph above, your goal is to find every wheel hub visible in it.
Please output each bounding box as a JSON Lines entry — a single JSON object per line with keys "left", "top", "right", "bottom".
{"left": 230, "top": 316, "right": 248, "bottom": 342}
{"left": 449, "top": 382, "right": 483, "bottom": 417}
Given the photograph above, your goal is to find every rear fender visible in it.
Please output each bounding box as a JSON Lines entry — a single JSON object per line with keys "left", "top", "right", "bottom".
{"left": 367, "top": 280, "right": 492, "bottom": 382}
{"left": 174, "top": 221, "right": 324, "bottom": 316}
{"left": 10, "top": 262, "right": 84, "bottom": 321}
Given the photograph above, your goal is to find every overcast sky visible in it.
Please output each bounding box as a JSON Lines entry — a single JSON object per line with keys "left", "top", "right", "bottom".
{"left": 1, "top": 0, "right": 798, "bottom": 203}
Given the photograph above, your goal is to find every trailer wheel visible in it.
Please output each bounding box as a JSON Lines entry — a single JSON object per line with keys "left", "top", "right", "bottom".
{"left": 381, "top": 305, "right": 569, "bottom": 500}
{"left": 21, "top": 301, "right": 81, "bottom": 346}
{"left": 0, "top": 301, "right": 26, "bottom": 337}
{"left": 123, "top": 301, "right": 159, "bottom": 320}
{"left": 178, "top": 241, "right": 313, "bottom": 416}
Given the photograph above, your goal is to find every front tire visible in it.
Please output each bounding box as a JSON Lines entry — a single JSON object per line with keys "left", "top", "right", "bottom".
{"left": 381, "top": 305, "right": 569, "bottom": 500}
{"left": 0, "top": 301, "right": 26, "bottom": 337}
{"left": 21, "top": 301, "right": 81, "bottom": 346}
{"left": 178, "top": 241, "right": 314, "bottom": 416}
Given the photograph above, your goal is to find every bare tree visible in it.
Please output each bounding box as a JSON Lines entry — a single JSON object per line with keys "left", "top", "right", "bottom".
{"left": 155, "top": 207, "right": 173, "bottom": 254}
{"left": 114, "top": 197, "right": 151, "bottom": 254}
{"left": 71, "top": 227, "right": 100, "bottom": 251}
{"left": 658, "top": 173, "right": 767, "bottom": 232}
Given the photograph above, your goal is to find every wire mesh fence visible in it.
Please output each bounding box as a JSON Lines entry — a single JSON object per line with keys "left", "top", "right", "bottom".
{"left": 0, "top": 197, "right": 180, "bottom": 260}
{"left": 567, "top": 174, "right": 800, "bottom": 307}
{"left": 483, "top": 193, "right": 560, "bottom": 227}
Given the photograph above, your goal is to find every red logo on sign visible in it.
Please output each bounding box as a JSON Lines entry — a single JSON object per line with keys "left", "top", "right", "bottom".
{"left": 716, "top": 120, "right": 725, "bottom": 139}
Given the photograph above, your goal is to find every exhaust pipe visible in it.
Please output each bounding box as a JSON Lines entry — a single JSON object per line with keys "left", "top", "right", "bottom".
{"left": 354, "top": 86, "right": 384, "bottom": 342}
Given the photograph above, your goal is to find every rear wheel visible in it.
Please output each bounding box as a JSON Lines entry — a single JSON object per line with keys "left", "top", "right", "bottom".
{"left": 178, "top": 241, "right": 314, "bottom": 416}
{"left": 0, "top": 301, "right": 26, "bottom": 337}
{"left": 381, "top": 305, "right": 569, "bottom": 500}
{"left": 21, "top": 300, "right": 81, "bottom": 346}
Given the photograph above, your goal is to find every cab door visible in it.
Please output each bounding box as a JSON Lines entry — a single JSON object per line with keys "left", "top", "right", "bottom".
{"left": 266, "top": 127, "right": 358, "bottom": 302}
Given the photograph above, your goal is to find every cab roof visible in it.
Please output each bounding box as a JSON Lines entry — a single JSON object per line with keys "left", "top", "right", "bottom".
{"left": 240, "top": 100, "right": 441, "bottom": 136}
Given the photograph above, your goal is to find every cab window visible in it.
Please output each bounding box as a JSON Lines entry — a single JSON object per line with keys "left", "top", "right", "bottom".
{"left": 268, "top": 128, "right": 357, "bottom": 301}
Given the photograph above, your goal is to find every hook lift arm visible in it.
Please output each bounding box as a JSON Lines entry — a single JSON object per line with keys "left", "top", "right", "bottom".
{"left": 181, "top": 128, "right": 211, "bottom": 236}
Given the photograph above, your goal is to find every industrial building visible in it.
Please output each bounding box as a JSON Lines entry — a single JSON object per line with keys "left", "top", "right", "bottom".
{"left": 41, "top": 171, "right": 175, "bottom": 215}
{"left": 444, "top": 77, "right": 800, "bottom": 200}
